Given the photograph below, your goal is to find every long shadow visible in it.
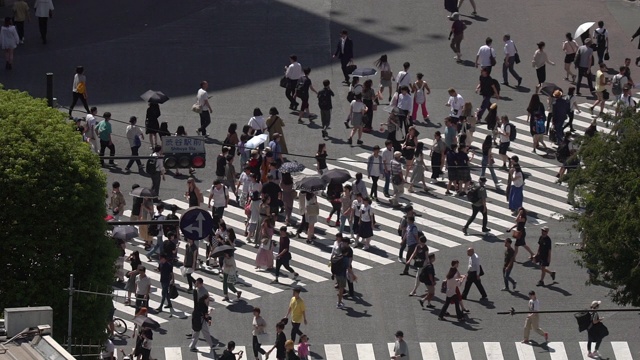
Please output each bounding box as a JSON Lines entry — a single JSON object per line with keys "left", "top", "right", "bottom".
{"left": 544, "top": 283, "right": 572, "bottom": 296}
{"left": 0, "top": 0, "right": 400, "bottom": 106}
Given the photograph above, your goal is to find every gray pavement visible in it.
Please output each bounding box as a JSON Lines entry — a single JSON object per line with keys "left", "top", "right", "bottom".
{"left": 2, "top": 0, "right": 640, "bottom": 359}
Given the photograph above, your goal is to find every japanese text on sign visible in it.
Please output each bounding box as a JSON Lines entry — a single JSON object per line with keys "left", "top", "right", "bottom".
{"left": 162, "top": 136, "right": 205, "bottom": 153}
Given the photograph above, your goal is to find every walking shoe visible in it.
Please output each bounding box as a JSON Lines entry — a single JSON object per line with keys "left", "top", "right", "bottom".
{"left": 481, "top": 227, "right": 491, "bottom": 232}
{"left": 513, "top": 281, "right": 517, "bottom": 290}
{"left": 400, "top": 271, "right": 409, "bottom": 276}
{"left": 418, "top": 299, "right": 424, "bottom": 308}
{"left": 357, "top": 140, "right": 363, "bottom": 145}
{"left": 501, "top": 287, "right": 509, "bottom": 291}
{"left": 537, "top": 280, "right": 544, "bottom": 286}
{"left": 335, "top": 220, "right": 340, "bottom": 227}
{"left": 298, "top": 119, "right": 303, "bottom": 124}
{"left": 336, "top": 302, "right": 345, "bottom": 309}
{"left": 426, "top": 304, "right": 435, "bottom": 309}
{"left": 461, "top": 227, "right": 468, "bottom": 235}
{"left": 544, "top": 332, "right": 549, "bottom": 342}
{"left": 196, "top": 129, "right": 201, "bottom": 135}
{"left": 237, "top": 291, "right": 242, "bottom": 300}
{"left": 155, "top": 307, "right": 162, "bottom": 312}
{"left": 517, "top": 78, "right": 522, "bottom": 87}
{"left": 551, "top": 271, "right": 556, "bottom": 281}
{"left": 347, "top": 137, "right": 352, "bottom": 145}
{"left": 326, "top": 216, "right": 331, "bottom": 224}
{"left": 397, "top": 257, "right": 404, "bottom": 263}
{"left": 344, "top": 120, "right": 350, "bottom": 129}
{"left": 293, "top": 272, "right": 299, "bottom": 279}
{"left": 322, "top": 130, "right": 328, "bottom": 138}
{"left": 471, "top": 11, "right": 477, "bottom": 15}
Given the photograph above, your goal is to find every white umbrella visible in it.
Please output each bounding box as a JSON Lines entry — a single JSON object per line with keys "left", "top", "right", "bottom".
{"left": 574, "top": 22, "right": 595, "bottom": 40}
{"left": 245, "top": 134, "right": 269, "bottom": 150}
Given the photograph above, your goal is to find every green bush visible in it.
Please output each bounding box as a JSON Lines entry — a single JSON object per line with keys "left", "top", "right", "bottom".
{"left": 0, "top": 85, "right": 117, "bottom": 347}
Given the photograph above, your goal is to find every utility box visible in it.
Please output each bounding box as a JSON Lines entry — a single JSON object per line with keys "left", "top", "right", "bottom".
{"left": 4, "top": 307, "right": 53, "bottom": 337}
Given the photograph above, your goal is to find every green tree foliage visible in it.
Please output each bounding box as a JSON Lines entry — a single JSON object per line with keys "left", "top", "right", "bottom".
{"left": 565, "top": 108, "right": 640, "bottom": 306}
{"left": 0, "top": 86, "right": 117, "bottom": 346}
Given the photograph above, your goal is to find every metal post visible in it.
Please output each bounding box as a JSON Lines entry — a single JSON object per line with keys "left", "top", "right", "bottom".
{"left": 67, "top": 274, "right": 73, "bottom": 351}
{"left": 46, "top": 73, "right": 53, "bottom": 107}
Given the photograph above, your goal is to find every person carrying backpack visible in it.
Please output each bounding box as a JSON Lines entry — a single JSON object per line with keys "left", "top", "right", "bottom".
{"left": 462, "top": 177, "right": 489, "bottom": 235}
{"left": 610, "top": 65, "right": 630, "bottom": 103}
{"left": 593, "top": 21, "right": 608, "bottom": 64}
{"left": 317, "top": 79, "right": 334, "bottom": 139}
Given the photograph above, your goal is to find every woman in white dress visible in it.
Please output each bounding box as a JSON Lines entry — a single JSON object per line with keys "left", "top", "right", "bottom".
{"left": 1, "top": 17, "right": 20, "bottom": 70}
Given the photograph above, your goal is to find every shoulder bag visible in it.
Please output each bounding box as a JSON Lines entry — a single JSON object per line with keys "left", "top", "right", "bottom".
{"left": 513, "top": 43, "right": 521, "bottom": 64}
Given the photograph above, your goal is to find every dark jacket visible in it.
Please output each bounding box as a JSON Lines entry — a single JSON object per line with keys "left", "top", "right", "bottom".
{"left": 632, "top": 26, "right": 640, "bottom": 50}
{"left": 334, "top": 38, "right": 354, "bottom": 60}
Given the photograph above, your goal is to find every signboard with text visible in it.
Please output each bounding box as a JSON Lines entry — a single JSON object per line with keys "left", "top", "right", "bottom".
{"left": 162, "top": 136, "right": 205, "bottom": 154}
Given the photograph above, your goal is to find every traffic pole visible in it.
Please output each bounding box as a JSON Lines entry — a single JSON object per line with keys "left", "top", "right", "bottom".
{"left": 46, "top": 73, "right": 54, "bottom": 108}
{"left": 67, "top": 274, "right": 73, "bottom": 351}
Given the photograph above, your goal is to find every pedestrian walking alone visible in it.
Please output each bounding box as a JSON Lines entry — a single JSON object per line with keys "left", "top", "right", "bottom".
{"left": 449, "top": 13, "right": 464, "bottom": 62}
{"left": 586, "top": 300, "right": 609, "bottom": 359}
{"left": 274, "top": 226, "right": 299, "bottom": 283}
{"left": 189, "top": 294, "right": 215, "bottom": 352}
{"left": 507, "top": 207, "right": 535, "bottom": 261}
{"left": 333, "top": 29, "right": 354, "bottom": 84}
{"left": 532, "top": 41, "right": 555, "bottom": 92}
{"left": 195, "top": 81, "right": 213, "bottom": 136}
{"left": 535, "top": 226, "right": 556, "bottom": 286}
{"left": 33, "top": 0, "right": 53, "bottom": 44}
{"left": 502, "top": 34, "right": 523, "bottom": 87}
{"left": 562, "top": 32, "right": 578, "bottom": 82}
{"left": 521, "top": 291, "right": 548, "bottom": 344}
{"left": 69, "top": 66, "right": 89, "bottom": 117}
{"left": 284, "top": 287, "right": 307, "bottom": 342}
{"left": 11, "top": 0, "right": 29, "bottom": 44}
{"left": 251, "top": 307, "right": 267, "bottom": 360}
{"left": 375, "top": 55, "right": 394, "bottom": 102}
{"left": 462, "top": 177, "right": 489, "bottom": 235}
{"left": 125, "top": 116, "right": 144, "bottom": 173}
{"left": 1, "top": 18, "right": 19, "bottom": 70}
{"left": 502, "top": 238, "right": 516, "bottom": 291}
{"left": 391, "top": 331, "right": 409, "bottom": 359}
{"left": 508, "top": 155, "right": 524, "bottom": 214}
{"left": 461, "top": 247, "right": 488, "bottom": 300}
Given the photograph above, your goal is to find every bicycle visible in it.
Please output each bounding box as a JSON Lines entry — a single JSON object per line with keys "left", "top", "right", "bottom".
{"left": 113, "top": 317, "right": 128, "bottom": 336}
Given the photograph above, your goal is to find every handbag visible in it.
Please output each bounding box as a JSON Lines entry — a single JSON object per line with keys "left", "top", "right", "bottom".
{"left": 226, "top": 272, "right": 237, "bottom": 284}
{"left": 604, "top": 51, "right": 610, "bottom": 61}
{"left": 381, "top": 70, "right": 392, "bottom": 81}
{"left": 512, "top": 230, "right": 523, "bottom": 239}
{"left": 346, "top": 64, "right": 357, "bottom": 74}
{"left": 602, "top": 90, "right": 610, "bottom": 100}
{"left": 169, "top": 284, "right": 179, "bottom": 299}
{"left": 191, "top": 103, "right": 202, "bottom": 114}
{"left": 244, "top": 201, "right": 252, "bottom": 217}
{"left": 479, "top": 265, "right": 485, "bottom": 277}
{"left": 490, "top": 54, "right": 497, "bottom": 66}
{"left": 279, "top": 76, "right": 288, "bottom": 88}
{"left": 180, "top": 266, "right": 194, "bottom": 276}
{"left": 392, "top": 173, "right": 403, "bottom": 185}
{"left": 440, "top": 280, "right": 447, "bottom": 294}
{"left": 513, "top": 43, "right": 521, "bottom": 64}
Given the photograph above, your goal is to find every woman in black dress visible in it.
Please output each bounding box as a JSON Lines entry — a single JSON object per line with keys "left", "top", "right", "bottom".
{"left": 145, "top": 102, "right": 161, "bottom": 148}
{"left": 507, "top": 207, "right": 535, "bottom": 261}
{"left": 402, "top": 126, "right": 419, "bottom": 181}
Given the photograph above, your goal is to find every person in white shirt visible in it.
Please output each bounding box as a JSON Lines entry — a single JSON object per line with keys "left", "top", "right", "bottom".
{"left": 396, "top": 86, "right": 413, "bottom": 128}
{"left": 396, "top": 62, "right": 412, "bottom": 93}
{"left": 460, "top": 247, "right": 488, "bottom": 300}
{"left": 196, "top": 81, "right": 213, "bottom": 137}
{"left": 34, "top": 0, "right": 53, "bottom": 44}
{"left": 150, "top": 145, "right": 165, "bottom": 200}
{"left": 84, "top": 106, "right": 99, "bottom": 154}
{"left": 496, "top": 116, "right": 511, "bottom": 168}
{"left": 347, "top": 94, "right": 368, "bottom": 145}
{"left": 125, "top": 116, "right": 145, "bottom": 173}
{"left": 208, "top": 179, "right": 229, "bottom": 227}
{"left": 367, "top": 145, "right": 384, "bottom": 200}
{"left": 356, "top": 197, "right": 375, "bottom": 249}
{"left": 476, "top": 37, "right": 496, "bottom": 74}
{"left": 445, "top": 88, "right": 465, "bottom": 121}
{"left": 593, "top": 21, "right": 608, "bottom": 64}
{"left": 248, "top": 108, "right": 268, "bottom": 136}
{"left": 615, "top": 84, "right": 636, "bottom": 117}
{"left": 522, "top": 291, "right": 548, "bottom": 344}
{"left": 236, "top": 167, "right": 253, "bottom": 207}
{"left": 69, "top": 66, "right": 89, "bottom": 117}
{"left": 502, "top": 34, "right": 522, "bottom": 87}
{"left": 285, "top": 54, "right": 303, "bottom": 110}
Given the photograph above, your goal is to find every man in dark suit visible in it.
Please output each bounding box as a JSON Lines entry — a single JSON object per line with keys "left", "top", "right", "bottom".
{"left": 333, "top": 29, "right": 354, "bottom": 84}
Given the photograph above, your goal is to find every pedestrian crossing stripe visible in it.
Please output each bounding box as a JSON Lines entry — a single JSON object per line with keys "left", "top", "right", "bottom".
{"left": 111, "top": 98, "right": 626, "bottom": 322}
{"left": 146, "top": 341, "right": 635, "bottom": 360}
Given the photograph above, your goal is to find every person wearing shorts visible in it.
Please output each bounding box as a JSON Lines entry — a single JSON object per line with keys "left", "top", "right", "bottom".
{"left": 535, "top": 227, "right": 556, "bottom": 286}
{"left": 497, "top": 115, "right": 511, "bottom": 169}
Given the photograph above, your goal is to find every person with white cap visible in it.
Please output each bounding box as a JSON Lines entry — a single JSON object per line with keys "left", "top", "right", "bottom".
{"left": 535, "top": 226, "right": 556, "bottom": 286}
{"left": 586, "top": 300, "right": 607, "bottom": 358}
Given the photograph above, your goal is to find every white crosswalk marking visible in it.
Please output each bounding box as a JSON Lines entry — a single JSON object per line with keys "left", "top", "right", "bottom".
{"left": 514, "top": 341, "right": 536, "bottom": 360}
{"left": 356, "top": 343, "right": 376, "bottom": 359}
{"left": 483, "top": 342, "right": 504, "bottom": 360}
{"left": 579, "top": 341, "right": 591, "bottom": 360}
{"left": 140, "top": 340, "right": 635, "bottom": 359}
{"left": 420, "top": 342, "right": 440, "bottom": 360}
{"left": 451, "top": 342, "right": 472, "bottom": 360}
{"left": 548, "top": 342, "right": 569, "bottom": 360}
{"left": 611, "top": 341, "right": 634, "bottom": 360}
{"left": 324, "top": 344, "right": 344, "bottom": 360}
{"left": 164, "top": 347, "right": 183, "bottom": 360}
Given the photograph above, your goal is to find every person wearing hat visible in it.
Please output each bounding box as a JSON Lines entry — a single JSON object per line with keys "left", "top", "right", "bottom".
{"left": 551, "top": 90, "right": 570, "bottom": 145}
{"left": 534, "top": 226, "right": 556, "bottom": 286}
{"left": 391, "top": 330, "right": 409, "bottom": 359}
{"left": 266, "top": 322, "right": 287, "bottom": 360}
{"left": 448, "top": 13, "right": 464, "bottom": 62}
{"left": 586, "top": 300, "right": 607, "bottom": 358}
{"left": 390, "top": 151, "right": 405, "bottom": 208}
{"left": 575, "top": 38, "right": 595, "bottom": 96}
{"left": 462, "top": 177, "right": 489, "bottom": 235}
{"left": 522, "top": 290, "right": 548, "bottom": 344}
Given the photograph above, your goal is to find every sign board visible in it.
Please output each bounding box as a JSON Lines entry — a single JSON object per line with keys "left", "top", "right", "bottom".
{"left": 162, "top": 136, "right": 205, "bottom": 154}
{"left": 179, "top": 207, "right": 214, "bottom": 240}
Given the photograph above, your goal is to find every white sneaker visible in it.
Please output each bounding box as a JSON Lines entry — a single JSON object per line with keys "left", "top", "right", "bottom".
{"left": 397, "top": 257, "right": 404, "bottom": 263}
{"left": 592, "top": 351, "right": 601, "bottom": 358}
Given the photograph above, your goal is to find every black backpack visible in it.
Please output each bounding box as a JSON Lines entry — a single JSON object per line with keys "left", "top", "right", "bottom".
{"left": 611, "top": 75, "right": 623, "bottom": 96}
{"left": 491, "top": 79, "right": 501, "bottom": 95}
{"left": 295, "top": 76, "right": 308, "bottom": 94}
{"left": 553, "top": 96, "right": 570, "bottom": 121}
{"left": 556, "top": 142, "right": 571, "bottom": 163}
{"left": 148, "top": 214, "right": 161, "bottom": 236}
{"left": 596, "top": 29, "right": 606, "bottom": 49}
{"left": 317, "top": 89, "right": 332, "bottom": 110}
{"left": 145, "top": 157, "right": 157, "bottom": 174}
{"left": 509, "top": 123, "right": 517, "bottom": 141}
{"left": 575, "top": 312, "right": 592, "bottom": 332}
{"left": 467, "top": 186, "right": 481, "bottom": 203}
{"left": 330, "top": 254, "right": 345, "bottom": 275}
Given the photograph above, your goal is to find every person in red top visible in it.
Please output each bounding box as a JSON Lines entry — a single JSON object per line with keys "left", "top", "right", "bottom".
{"left": 448, "top": 13, "right": 465, "bottom": 62}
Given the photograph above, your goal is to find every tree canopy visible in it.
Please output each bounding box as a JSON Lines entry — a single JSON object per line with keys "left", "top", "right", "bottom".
{"left": 0, "top": 85, "right": 116, "bottom": 347}
{"left": 566, "top": 107, "right": 640, "bottom": 307}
